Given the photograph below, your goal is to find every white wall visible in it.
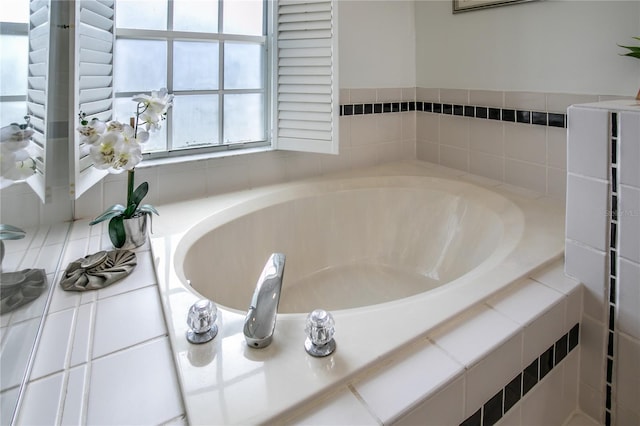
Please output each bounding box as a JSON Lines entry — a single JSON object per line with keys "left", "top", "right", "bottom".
{"left": 415, "top": 0, "right": 640, "bottom": 95}
{"left": 339, "top": 0, "right": 416, "bottom": 88}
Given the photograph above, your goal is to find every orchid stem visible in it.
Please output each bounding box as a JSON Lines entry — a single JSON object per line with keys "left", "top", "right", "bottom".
{"left": 127, "top": 169, "right": 135, "bottom": 209}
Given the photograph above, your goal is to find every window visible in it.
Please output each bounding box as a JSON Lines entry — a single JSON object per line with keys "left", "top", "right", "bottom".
{"left": 71, "top": 0, "right": 338, "bottom": 198}
{"left": 113, "top": 0, "right": 268, "bottom": 157}
{"left": 0, "top": 0, "right": 29, "bottom": 125}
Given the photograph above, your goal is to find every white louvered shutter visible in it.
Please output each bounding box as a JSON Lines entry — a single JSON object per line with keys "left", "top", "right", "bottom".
{"left": 274, "top": 0, "right": 339, "bottom": 154}
{"left": 70, "top": 0, "right": 114, "bottom": 199}
{"left": 25, "top": 0, "right": 51, "bottom": 202}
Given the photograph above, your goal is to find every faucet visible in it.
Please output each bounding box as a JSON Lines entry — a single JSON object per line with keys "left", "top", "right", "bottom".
{"left": 243, "top": 253, "right": 286, "bottom": 348}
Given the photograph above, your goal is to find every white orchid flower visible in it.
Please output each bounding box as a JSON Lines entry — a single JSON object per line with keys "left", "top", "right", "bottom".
{"left": 0, "top": 123, "right": 34, "bottom": 145}
{"left": 111, "top": 144, "right": 142, "bottom": 171}
{"left": 77, "top": 118, "right": 106, "bottom": 145}
{"left": 89, "top": 130, "right": 122, "bottom": 170}
{"left": 3, "top": 157, "right": 36, "bottom": 181}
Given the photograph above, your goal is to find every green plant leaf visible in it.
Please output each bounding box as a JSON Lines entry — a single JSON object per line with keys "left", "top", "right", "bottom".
{"left": 108, "top": 216, "right": 126, "bottom": 248}
{"left": 89, "top": 204, "right": 126, "bottom": 225}
{"left": 138, "top": 204, "right": 159, "bottom": 216}
{"left": 0, "top": 224, "right": 26, "bottom": 240}
{"left": 123, "top": 182, "right": 149, "bottom": 218}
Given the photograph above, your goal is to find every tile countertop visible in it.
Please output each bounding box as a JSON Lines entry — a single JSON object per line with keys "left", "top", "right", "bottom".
{"left": 14, "top": 232, "right": 186, "bottom": 425}
{"left": 14, "top": 160, "right": 578, "bottom": 425}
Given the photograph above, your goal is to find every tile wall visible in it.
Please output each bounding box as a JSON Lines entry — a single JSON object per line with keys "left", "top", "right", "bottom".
{"left": 565, "top": 102, "right": 640, "bottom": 425}
{"left": 413, "top": 88, "right": 629, "bottom": 200}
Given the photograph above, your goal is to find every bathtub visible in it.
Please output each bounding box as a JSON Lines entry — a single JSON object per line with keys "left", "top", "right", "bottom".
{"left": 150, "top": 161, "right": 565, "bottom": 425}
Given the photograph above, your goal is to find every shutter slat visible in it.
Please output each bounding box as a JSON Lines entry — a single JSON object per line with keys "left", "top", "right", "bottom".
{"left": 80, "top": 47, "right": 112, "bottom": 64}
{"left": 279, "top": 120, "right": 331, "bottom": 131}
{"left": 79, "top": 34, "right": 112, "bottom": 52}
{"left": 79, "top": 62, "right": 112, "bottom": 76}
{"left": 30, "top": 4, "right": 48, "bottom": 26}
{"left": 79, "top": 75, "right": 113, "bottom": 89}
{"left": 79, "top": 87, "right": 112, "bottom": 103}
{"left": 279, "top": 102, "right": 331, "bottom": 113}
{"left": 279, "top": 57, "right": 331, "bottom": 67}
{"left": 278, "top": 83, "right": 331, "bottom": 94}
{"left": 279, "top": 47, "right": 331, "bottom": 58}
{"left": 279, "top": 75, "right": 331, "bottom": 85}
{"left": 278, "top": 110, "right": 331, "bottom": 122}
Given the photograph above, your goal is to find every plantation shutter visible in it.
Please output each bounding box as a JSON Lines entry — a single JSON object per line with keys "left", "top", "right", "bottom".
{"left": 26, "top": 0, "right": 51, "bottom": 202}
{"left": 274, "top": 0, "right": 339, "bottom": 154}
{"left": 70, "top": 0, "right": 114, "bottom": 199}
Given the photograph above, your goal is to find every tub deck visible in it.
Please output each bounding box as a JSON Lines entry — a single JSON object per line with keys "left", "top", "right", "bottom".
{"left": 150, "top": 160, "right": 565, "bottom": 425}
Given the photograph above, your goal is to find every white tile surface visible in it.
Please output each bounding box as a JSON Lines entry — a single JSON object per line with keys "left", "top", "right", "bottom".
{"left": 353, "top": 340, "right": 463, "bottom": 423}
{"left": 92, "top": 286, "right": 167, "bottom": 358}
{"left": 565, "top": 240, "right": 607, "bottom": 321}
{"left": 567, "top": 106, "right": 609, "bottom": 180}
{"left": 487, "top": 278, "right": 564, "bottom": 326}
{"left": 565, "top": 173, "right": 609, "bottom": 251}
{"left": 61, "top": 365, "right": 88, "bottom": 426}
{"left": 522, "top": 299, "right": 566, "bottom": 365}
{"left": 530, "top": 258, "right": 580, "bottom": 295}
{"left": 70, "top": 302, "right": 95, "bottom": 367}
{"left": 579, "top": 315, "right": 605, "bottom": 391}
{"left": 618, "top": 258, "right": 640, "bottom": 340}
{"left": 428, "top": 305, "right": 520, "bottom": 367}
{"left": 619, "top": 184, "right": 640, "bottom": 263}
{"left": 0, "top": 386, "right": 19, "bottom": 425}
{"left": 17, "top": 372, "right": 64, "bottom": 426}
{"left": 87, "top": 338, "right": 183, "bottom": 425}
{"left": 465, "top": 332, "right": 523, "bottom": 418}
{"left": 616, "top": 333, "right": 640, "bottom": 410}
{"left": 287, "top": 387, "right": 377, "bottom": 425}
{"left": 0, "top": 318, "right": 40, "bottom": 391}
{"left": 395, "top": 375, "right": 465, "bottom": 426}
{"left": 520, "top": 363, "right": 568, "bottom": 426}
{"left": 30, "top": 308, "right": 75, "bottom": 380}
{"left": 619, "top": 111, "right": 640, "bottom": 187}
{"left": 505, "top": 158, "right": 547, "bottom": 194}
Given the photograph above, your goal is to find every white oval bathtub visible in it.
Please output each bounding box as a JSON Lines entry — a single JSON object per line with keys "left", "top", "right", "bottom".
{"left": 154, "top": 162, "right": 565, "bottom": 425}
{"left": 175, "top": 175, "right": 524, "bottom": 314}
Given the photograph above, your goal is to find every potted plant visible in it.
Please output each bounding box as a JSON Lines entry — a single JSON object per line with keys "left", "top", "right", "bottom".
{"left": 77, "top": 88, "right": 173, "bottom": 249}
{"left": 619, "top": 36, "right": 640, "bottom": 100}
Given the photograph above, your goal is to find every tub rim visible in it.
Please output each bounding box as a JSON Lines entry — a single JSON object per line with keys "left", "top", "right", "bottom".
{"left": 149, "top": 160, "right": 565, "bottom": 425}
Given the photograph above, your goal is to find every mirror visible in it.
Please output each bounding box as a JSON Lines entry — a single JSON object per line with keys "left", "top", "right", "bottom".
{"left": 0, "top": 222, "right": 70, "bottom": 424}
{"left": 0, "top": 0, "right": 69, "bottom": 423}
{"left": 1, "top": 0, "right": 54, "bottom": 203}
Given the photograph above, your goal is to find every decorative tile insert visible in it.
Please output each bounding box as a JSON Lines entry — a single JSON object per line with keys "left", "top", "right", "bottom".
{"left": 605, "top": 112, "right": 618, "bottom": 426}
{"left": 340, "top": 101, "right": 567, "bottom": 128}
{"left": 459, "top": 323, "right": 580, "bottom": 426}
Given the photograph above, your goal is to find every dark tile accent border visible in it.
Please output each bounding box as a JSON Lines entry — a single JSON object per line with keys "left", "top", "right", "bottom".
{"left": 605, "top": 112, "right": 619, "bottom": 426}
{"left": 339, "top": 101, "right": 567, "bottom": 128}
{"left": 459, "top": 323, "right": 580, "bottom": 426}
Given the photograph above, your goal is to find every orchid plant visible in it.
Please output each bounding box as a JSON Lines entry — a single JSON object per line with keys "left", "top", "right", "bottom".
{"left": 78, "top": 88, "right": 173, "bottom": 248}
{"left": 619, "top": 36, "right": 640, "bottom": 59}
{"left": 0, "top": 117, "right": 37, "bottom": 189}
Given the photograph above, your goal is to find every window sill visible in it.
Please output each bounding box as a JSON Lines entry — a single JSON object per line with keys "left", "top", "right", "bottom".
{"left": 136, "top": 145, "right": 274, "bottom": 170}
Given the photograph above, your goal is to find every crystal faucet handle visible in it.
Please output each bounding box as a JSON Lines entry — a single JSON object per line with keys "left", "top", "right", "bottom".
{"left": 304, "top": 309, "right": 336, "bottom": 357}
{"left": 186, "top": 299, "right": 218, "bottom": 344}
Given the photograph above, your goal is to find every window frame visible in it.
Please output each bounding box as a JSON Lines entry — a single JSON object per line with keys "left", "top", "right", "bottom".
{"left": 113, "top": 0, "right": 271, "bottom": 160}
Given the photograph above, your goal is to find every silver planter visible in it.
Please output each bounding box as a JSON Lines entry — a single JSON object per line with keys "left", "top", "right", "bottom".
{"left": 121, "top": 214, "right": 148, "bottom": 250}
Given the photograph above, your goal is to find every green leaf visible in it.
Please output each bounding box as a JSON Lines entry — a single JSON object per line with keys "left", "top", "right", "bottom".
{"left": 108, "top": 216, "right": 126, "bottom": 248}
{"left": 123, "top": 182, "right": 149, "bottom": 218}
{"left": 0, "top": 224, "right": 27, "bottom": 240}
{"left": 137, "top": 204, "right": 159, "bottom": 216}
{"left": 89, "top": 204, "right": 126, "bottom": 225}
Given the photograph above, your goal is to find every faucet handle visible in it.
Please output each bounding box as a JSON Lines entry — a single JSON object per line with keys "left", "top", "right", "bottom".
{"left": 186, "top": 299, "right": 218, "bottom": 344}
{"left": 304, "top": 309, "right": 336, "bottom": 357}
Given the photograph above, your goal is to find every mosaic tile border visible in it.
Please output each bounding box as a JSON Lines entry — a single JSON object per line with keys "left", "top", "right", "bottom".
{"left": 606, "top": 112, "right": 618, "bottom": 426}
{"left": 340, "top": 101, "right": 567, "bottom": 128}
{"left": 460, "top": 323, "right": 580, "bottom": 426}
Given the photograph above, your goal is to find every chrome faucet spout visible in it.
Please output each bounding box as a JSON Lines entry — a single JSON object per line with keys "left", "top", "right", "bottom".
{"left": 243, "top": 253, "right": 286, "bottom": 348}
